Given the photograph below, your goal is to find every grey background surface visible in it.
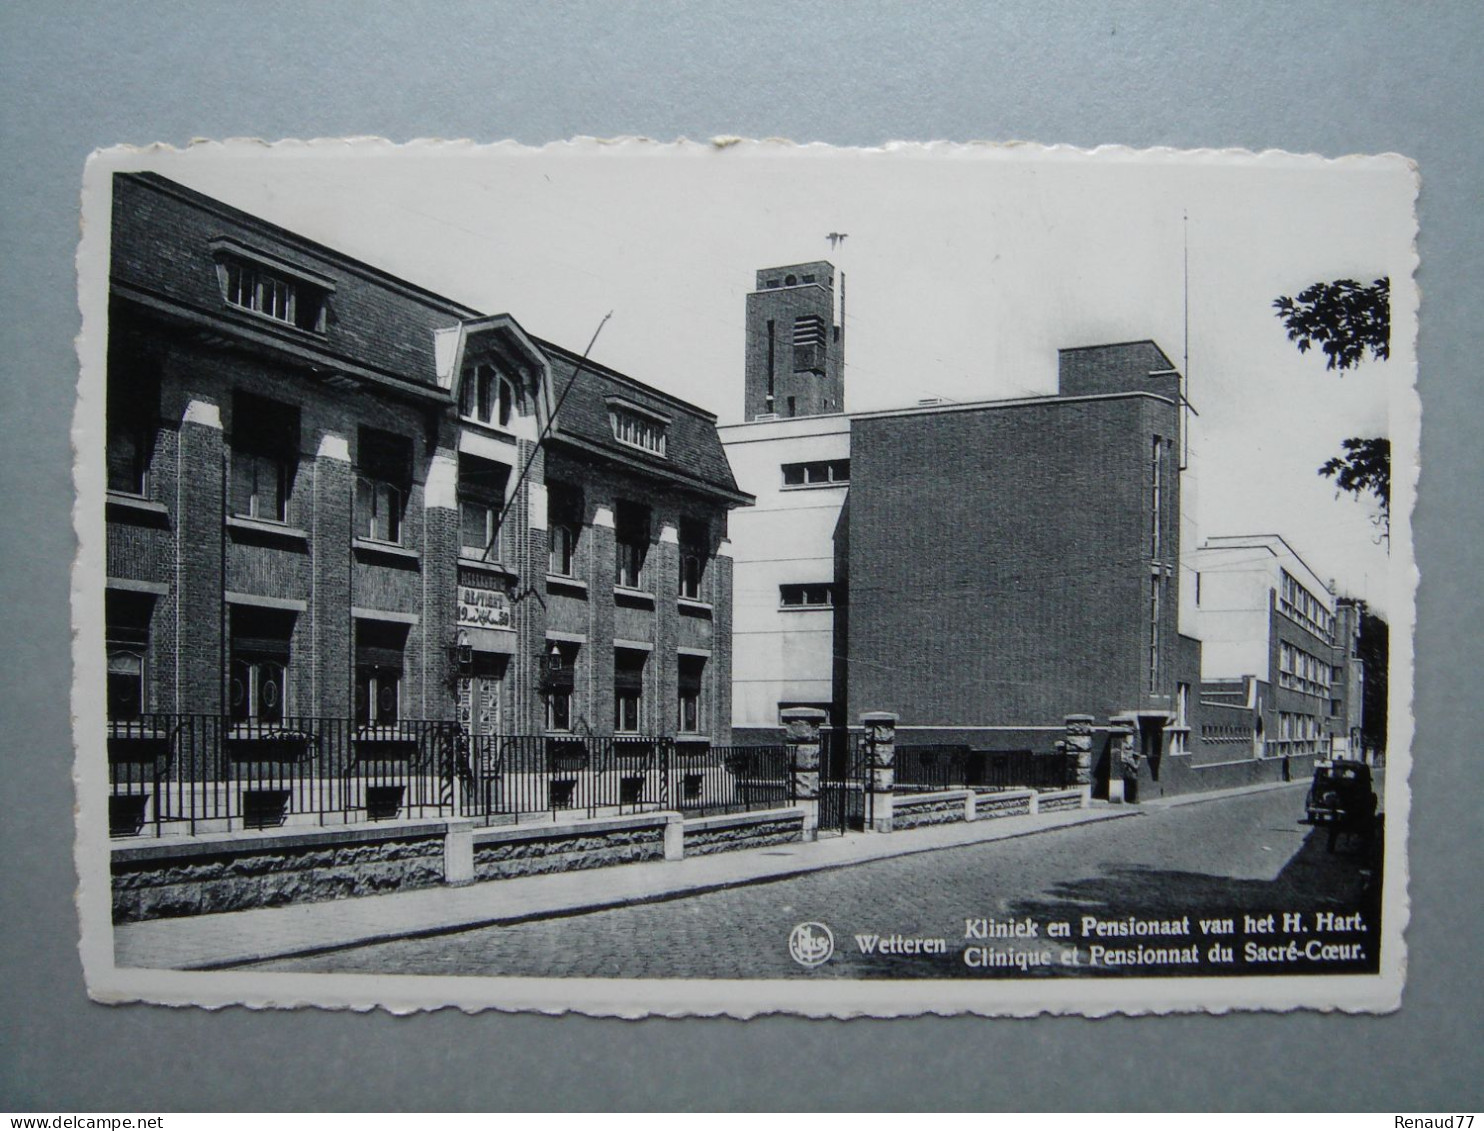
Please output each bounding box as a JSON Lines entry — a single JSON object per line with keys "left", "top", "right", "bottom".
{"left": 2, "top": 1, "right": 1480, "bottom": 1112}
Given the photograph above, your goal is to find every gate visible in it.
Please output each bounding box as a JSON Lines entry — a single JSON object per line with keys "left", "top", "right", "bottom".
{"left": 816, "top": 727, "right": 869, "bottom": 836}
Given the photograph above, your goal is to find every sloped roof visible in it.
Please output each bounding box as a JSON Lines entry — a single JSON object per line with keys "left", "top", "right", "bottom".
{"left": 111, "top": 172, "right": 479, "bottom": 394}
{"left": 536, "top": 337, "right": 748, "bottom": 503}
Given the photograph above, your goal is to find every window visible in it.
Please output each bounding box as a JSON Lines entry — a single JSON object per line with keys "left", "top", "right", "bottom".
{"left": 678, "top": 655, "right": 705, "bottom": 734}
{"left": 458, "top": 455, "right": 510, "bottom": 560}
{"left": 1148, "top": 574, "right": 1162, "bottom": 693}
{"left": 679, "top": 518, "right": 708, "bottom": 600}
{"left": 1150, "top": 435, "right": 1164, "bottom": 561}
{"left": 356, "top": 428, "right": 412, "bottom": 544}
{"left": 355, "top": 620, "right": 407, "bottom": 726}
{"left": 1277, "top": 569, "right": 1333, "bottom": 640}
{"left": 218, "top": 257, "right": 326, "bottom": 332}
{"left": 614, "top": 649, "right": 647, "bottom": 733}
{"left": 229, "top": 394, "right": 298, "bottom": 523}
{"left": 547, "top": 483, "right": 582, "bottom": 576}
{"left": 781, "top": 459, "right": 849, "bottom": 486}
{"left": 460, "top": 364, "right": 517, "bottom": 429}
{"left": 229, "top": 606, "right": 295, "bottom": 723}
{"left": 608, "top": 403, "right": 668, "bottom": 456}
{"left": 541, "top": 642, "right": 578, "bottom": 732}
{"left": 106, "top": 591, "right": 153, "bottom": 720}
{"left": 106, "top": 363, "right": 158, "bottom": 496}
{"left": 615, "top": 501, "right": 650, "bottom": 589}
{"left": 793, "top": 314, "right": 826, "bottom": 373}
{"left": 780, "top": 583, "right": 835, "bottom": 608}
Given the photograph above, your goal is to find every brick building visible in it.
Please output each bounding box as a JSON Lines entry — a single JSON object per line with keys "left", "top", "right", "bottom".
{"left": 723, "top": 316, "right": 1202, "bottom": 773}
{"left": 103, "top": 173, "right": 747, "bottom": 834}
{"left": 742, "top": 262, "right": 845, "bottom": 422}
{"left": 843, "top": 343, "right": 1196, "bottom": 766}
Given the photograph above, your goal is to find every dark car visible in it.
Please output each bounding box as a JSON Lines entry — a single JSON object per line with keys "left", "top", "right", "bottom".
{"left": 1305, "top": 759, "right": 1377, "bottom": 826}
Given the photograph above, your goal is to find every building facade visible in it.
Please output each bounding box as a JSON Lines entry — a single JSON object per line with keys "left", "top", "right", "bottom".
{"left": 722, "top": 324, "right": 1200, "bottom": 767}
{"left": 104, "top": 173, "right": 748, "bottom": 833}
{"left": 1192, "top": 534, "right": 1344, "bottom": 761}
{"left": 742, "top": 261, "right": 845, "bottom": 422}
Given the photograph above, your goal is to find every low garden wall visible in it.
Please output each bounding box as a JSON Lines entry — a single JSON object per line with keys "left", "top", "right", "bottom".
{"left": 111, "top": 819, "right": 451, "bottom": 924}
{"left": 113, "top": 806, "right": 816, "bottom": 922}
{"left": 683, "top": 809, "right": 808, "bottom": 856}
{"left": 890, "top": 786, "right": 1090, "bottom": 830}
{"left": 469, "top": 813, "right": 670, "bottom": 881}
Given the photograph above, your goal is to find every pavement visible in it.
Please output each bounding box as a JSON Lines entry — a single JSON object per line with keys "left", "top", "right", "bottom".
{"left": 114, "top": 778, "right": 1304, "bottom": 972}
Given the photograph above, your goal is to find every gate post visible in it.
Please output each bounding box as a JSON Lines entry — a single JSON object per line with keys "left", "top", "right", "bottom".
{"left": 781, "top": 707, "right": 826, "bottom": 833}
{"left": 1108, "top": 714, "right": 1138, "bottom": 803}
{"left": 1064, "top": 714, "right": 1094, "bottom": 787}
{"left": 861, "top": 711, "right": 898, "bottom": 833}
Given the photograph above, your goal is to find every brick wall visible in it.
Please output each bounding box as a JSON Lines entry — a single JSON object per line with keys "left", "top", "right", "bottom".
{"left": 846, "top": 392, "right": 1181, "bottom": 728}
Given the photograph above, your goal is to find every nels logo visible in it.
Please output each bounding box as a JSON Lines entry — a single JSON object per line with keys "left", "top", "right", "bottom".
{"left": 788, "top": 921, "right": 834, "bottom": 968}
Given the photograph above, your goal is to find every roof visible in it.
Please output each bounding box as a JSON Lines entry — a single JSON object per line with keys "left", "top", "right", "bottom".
{"left": 110, "top": 174, "right": 749, "bottom": 504}
{"left": 535, "top": 337, "right": 750, "bottom": 504}
{"left": 1198, "top": 534, "right": 1332, "bottom": 597}
{"left": 110, "top": 172, "right": 480, "bottom": 396}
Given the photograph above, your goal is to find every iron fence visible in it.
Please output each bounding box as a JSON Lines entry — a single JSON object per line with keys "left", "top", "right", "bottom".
{"left": 107, "top": 714, "right": 463, "bottom": 836}
{"left": 894, "top": 745, "right": 1075, "bottom": 793}
{"left": 105, "top": 716, "right": 1075, "bottom": 838}
{"left": 106, "top": 716, "right": 801, "bottom": 835}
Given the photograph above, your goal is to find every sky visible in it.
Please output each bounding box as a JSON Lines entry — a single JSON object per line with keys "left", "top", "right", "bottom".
{"left": 98, "top": 140, "right": 1416, "bottom": 615}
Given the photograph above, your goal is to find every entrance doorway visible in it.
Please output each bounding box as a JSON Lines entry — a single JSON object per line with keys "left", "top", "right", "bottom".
{"left": 458, "top": 656, "right": 506, "bottom": 737}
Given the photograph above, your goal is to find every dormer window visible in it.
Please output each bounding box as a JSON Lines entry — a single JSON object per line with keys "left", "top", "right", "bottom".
{"left": 461, "top": 364, "right": 518, "bottom": 429}
{"left": 212, "top": 241, "right": 330, "bottom": 333}
{"left": 607, "top": 399, "right": 668, "bottom": 457}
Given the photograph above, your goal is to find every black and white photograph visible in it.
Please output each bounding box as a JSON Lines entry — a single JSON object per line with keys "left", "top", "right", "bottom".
{"left": 74, "top": 139, "right": 1415, "bottom": 1016}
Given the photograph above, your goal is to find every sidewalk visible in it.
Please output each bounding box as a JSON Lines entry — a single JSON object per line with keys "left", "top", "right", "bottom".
{"left": 116, "top": 780, "right": 1309, "bottom": 971}
{"left": 115, "top": 800, "right": 1145, "bottom": 970}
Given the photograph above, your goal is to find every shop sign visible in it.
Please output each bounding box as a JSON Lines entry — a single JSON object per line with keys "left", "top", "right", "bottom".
{"left": 457, "top": 584, "right": 513, "bottom": 631}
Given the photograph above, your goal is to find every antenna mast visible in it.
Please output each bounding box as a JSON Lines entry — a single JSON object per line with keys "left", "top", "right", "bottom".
{"left": 1181, "top": 210, "right": 1191, "bottom": 471}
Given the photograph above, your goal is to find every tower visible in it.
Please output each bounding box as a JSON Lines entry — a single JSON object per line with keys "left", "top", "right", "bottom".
{"left": 743, "top": 261, "right": 844, "bottom": 421}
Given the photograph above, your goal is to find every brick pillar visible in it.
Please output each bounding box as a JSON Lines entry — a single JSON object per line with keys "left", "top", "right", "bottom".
{"left": 521, "top": 466, "right": 549, "bottom": 739}
{"left": 711, "top": 538, "right": 734, "bottom": 744}
{"left": 587, "top": 502, "right": 617, "bottom": 735}
{"left": 782, "top": 706, "right": 826, "bottom": 814}
{"left": 862, "top": 710, "right": 898, "bottom": 833}
{"left": 1109, "top": 714, "right": 1138, "bottom": 803}
{"left": 176, "top": 398, "right": 224, "bottom": 715}
{"left": 1064, "top": 714, "right": 1094, "bottom": 787}
{"left": 311, "top": 432, "right": 353, "bottom": 717}
{"left": 421, "top": 446, "right": 460, "bottom": 722}
{"left": 654, "top": 521, "right": 680, "bottom": 736}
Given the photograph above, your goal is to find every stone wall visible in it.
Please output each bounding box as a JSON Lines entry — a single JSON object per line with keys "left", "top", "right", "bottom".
{"left": 112, "top": 821, "right": 448, "bottom": 923}
{"left": 683, "top": 809, "right": 806, "bottom": 856}
{"left": 471, "top": 815, "right": 667, "bottom": 881}
{"left": 973, "top": 791, "right": 1034, "bottom": 819}
{"left": 893, "top": 795, "right": 966, "bottom": 830}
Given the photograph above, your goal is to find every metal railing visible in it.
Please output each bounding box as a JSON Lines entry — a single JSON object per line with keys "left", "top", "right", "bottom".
{"left": 106, "top": 715, "right": 1076, "bottom": 838}
{"left": 895, "top": 745, "right": 1076, "bottom": 793}
{"left": 106, "top": 715, "right": 800, "bottom": 836}
{"left": 107, "top": 714, "right": 463, "bottom": 837}
{"left": 460, "top": 736, "right": 795, "bottom": 824}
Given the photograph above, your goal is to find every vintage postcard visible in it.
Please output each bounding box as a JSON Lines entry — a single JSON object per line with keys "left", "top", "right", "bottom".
{"left": 73, "top": 138, "right": 1417, "bottom": 1016}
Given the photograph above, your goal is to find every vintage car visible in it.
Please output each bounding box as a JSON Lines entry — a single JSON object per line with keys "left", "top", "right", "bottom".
{"left": 1305, "top": 759, "right": 1378, "bottom": 826}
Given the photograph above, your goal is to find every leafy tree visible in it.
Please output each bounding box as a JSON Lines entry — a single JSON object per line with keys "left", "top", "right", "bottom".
{"left": 1273, "top": 277, "right": 1390, "bottom": 371}
{"left": 1319, "top": 438, "right": 1390, "bottom": 540}
{"left": 1272, "top": 276, "right": 1391, "bottom": 540}
{"left": 1359, "top": 609, "right": 1388, "bottom": 760}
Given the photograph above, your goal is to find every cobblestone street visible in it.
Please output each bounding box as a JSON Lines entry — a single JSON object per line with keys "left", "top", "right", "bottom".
{"left": 249, "top": 781, "right": 1383, "bottom": 980}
